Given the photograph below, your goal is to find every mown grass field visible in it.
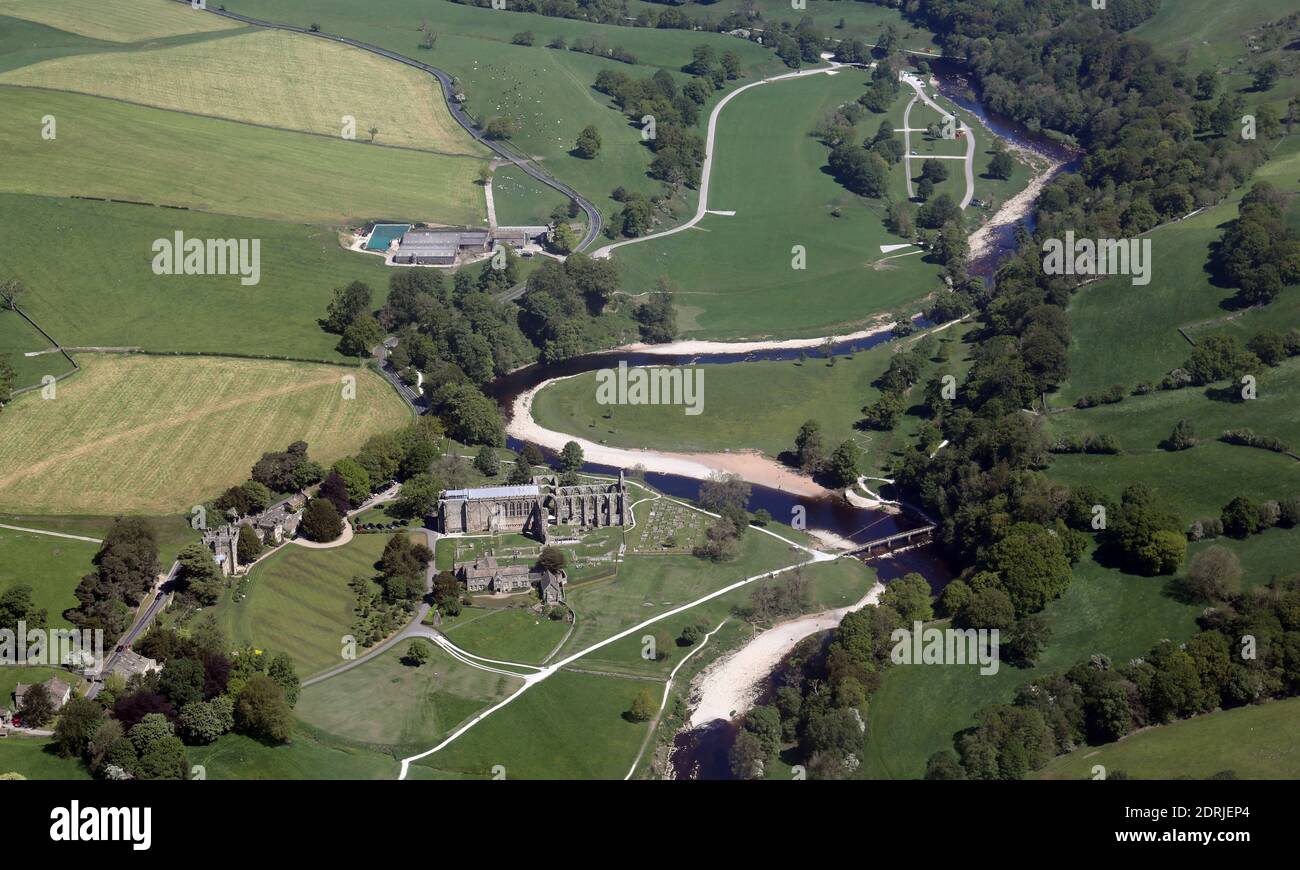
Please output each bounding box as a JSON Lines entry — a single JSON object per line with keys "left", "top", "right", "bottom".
{"left": 212, "top": 533, "right": 396, "bottom": 678}
{"left": 609, "top": 73, "right": 946, "bottom": 339}
{"left": 0, "top": 528, "right": 99, "bottom": 629}
{"left": 409, "top": 669, "right": 650, "bottom": 779}
{"left": 0, "top": 0, "right": 242, "bottom": 43}
{"left": 0, "top": 194, "right": 398, "bottom": 360}
{"left": 439, "top": 607, "right": 571, "bottom": 665}
{"left": 295, "top": 641, "right": 522, "bottom": 753}
{"left": 0, "top": 14, "right": 119, "bottom": 75}
{"left": 532, "top": 322, "right": 974, "bottom": 479}
{"left": 0, "top": 28, "right": 483, "bottom": 156}
{"left": 0, "top": 355, "right": 409, "bottom": 515}
{"left": 0, "top": 87, "right": 486, "bottom": 225}
{"left": 1061, "top": 138, "right": 1300, "bottom": 404}
{"left": 1039, "top": 696, "right": 1300, "bottom": 780}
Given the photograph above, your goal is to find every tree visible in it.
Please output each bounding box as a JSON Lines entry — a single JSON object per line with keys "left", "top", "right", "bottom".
{"left": 880, "top": 573, "right": 933, "bottom": 623}
{"left": 300, "top": 498, "right": 344, "bottom": 543}
{"left": 794, "top": 419, "right": 826, "bottom": 473}
{"left": 537, "top": 546, "right": 567, "bottom": 574}
{"left": 728, "top": 730, "right": 766, "bottom": 779}
{"left": 159, "top": 657, "right": 206, "bottom": 709}
{"left": 574, "top": 125, "right": 601, "bottom": 159}
{"left": 236, "top": 523, "right": 263, "bottom": 564}
{"left": 405, "top": 641, "right": 431, "bottom": 667}
{"left": 473, "top": 445, "right": 500, "bottom": 477}
{"left": 987, "top": 149, "right": 1014, "bottom": 180}
{"left": 51, "top": 697, "right": 103, "bottom": 758}
{"left": 267, "top": 653, "right": 301, "bottom": 707}
{"left": 18, "top": 682, "right": 54, "bottom": 728}
{"left": 1253, "top": 60, "right": 1279, "bottom": 92}
{"left": 177, "top": 696, "right": 234, "bottom": 745}
{"left": 921, "top": 158, "right": 949, "bottom": 183}
{"left": 235, "top": 674, "right": 292, "bottom": 742}
{"left": 698, "top": 472, "right": 750, "bottom": 514}
{"left": 1221, "top": 496, "right": 1261, "bottom": 538}
{"left": 1185, "top": 546, "right": 1242, "bottom": 603}
{"left": 627, "top": 689, "right": 655, "bottom": 722}
{"left": 1163, "top": 419, "right": 1197, "bottom": 451}
{"left": 559, "top": 441, "right": 584, "bottom": 474}
{"left": 339, "top": 314, "right": 384, "bottom": 357}
{"left": 393, "top": 472, "right": 440, "bottom": 519}
{"left": 825, "top": 441, "right": 861, "bottom": 488}
{"left": 323, "top": 281, "right": 372, "bottom": 333}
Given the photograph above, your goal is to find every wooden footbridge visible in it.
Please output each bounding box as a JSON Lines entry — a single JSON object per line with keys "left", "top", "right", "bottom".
{"left": 845, "top": 524, "right": 937, "bottom": 560}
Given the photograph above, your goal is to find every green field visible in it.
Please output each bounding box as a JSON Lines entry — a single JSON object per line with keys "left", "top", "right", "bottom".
{"left": 0, "top": 87, "right": 486, "bottom": 225}
{"left": 1039, "top": 696, "right": 1300, "bottom": 780}
{"left": 0, "top": 528, "right": 99, "bottom": 629}
{"left": 0, "top": 355, "right": 409, "bottom": 515}
{"left": 0, "top": 514, "right": 197, "bottom": 565}
{"left": 187, "top": 728, "right": 397, "bottom": 780}
{"left": 0, "top": 195, "right": 401, "bottom": 361}
{"left": 1048, "top": 358, "right": 1300, "bottom": 521}
{"left": 0, "top": 738, "right": 92, "bottom": 780}
{"left": 1061, "top": 134, "right": 1300, "bottom": 405}
{"left": 0, "top": 310, "right": 73, "bottom": 391}
{"left": 213, "top": 532, "right": 401, "bottom": 677}
{"left": 295, "top": 641, "right": 522, "bottom": 753}
{"left": 409, "top": 669, "right": 650, "bottom": 779}
{"left": 533, "top": 322, "right": 973, "bottom": 479}
{"left": 440, "top": 607, "right": 571, "bottom": 665}
{"left": 0, "top": 28, "right": 482, "bottom": 156}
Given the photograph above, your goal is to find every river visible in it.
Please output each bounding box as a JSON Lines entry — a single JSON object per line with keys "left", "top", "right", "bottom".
{"left": 473, "top": 55, "right": 1076, "bottom": 779}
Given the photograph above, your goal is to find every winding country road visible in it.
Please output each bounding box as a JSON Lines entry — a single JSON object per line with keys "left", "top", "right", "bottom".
{"left": 172, "top": 0, "right": 603, "bottom": 250}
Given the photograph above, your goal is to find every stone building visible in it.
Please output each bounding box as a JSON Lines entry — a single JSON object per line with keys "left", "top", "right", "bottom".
{"left": 539, "top": 569, "right": 566, "bottom": 605}
{"left": 202, "top": 525, "right": 240, "bottom": 577}
{"left": 434, "top": 473, "right": 627, "bottom": 538}
{"left": 13, "top": 676, "right": 72, "bottom": 713}
{"left": 454, "top": 555, "right": 567, "bottom": 602}
{"left": 202, "top": 495, "right": 306, "bottom": 575}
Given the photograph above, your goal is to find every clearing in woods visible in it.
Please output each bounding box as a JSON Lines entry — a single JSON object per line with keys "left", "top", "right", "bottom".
{"left": 0, "top": 354, "right": 410, "bottom": 515}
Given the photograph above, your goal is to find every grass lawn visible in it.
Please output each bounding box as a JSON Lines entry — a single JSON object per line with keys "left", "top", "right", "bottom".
{"left": 0, "top": 738, "right": 91, "bottom": 779}
{"left": 440, "top": 607, "right": 571, "bottom": 665}
{"left": 0, "top": 87, "right": 487, "bottom": 226}
{"left": 0, "top": 194, "right": 400, "bottom": 361}
{"left": 0, "top": 0, "right": 242, "bottom": 43}
{"left": 0, "top": 528, "right": 99, "bottom": 629}
{"left": 187, "top": 728, "right": 397, "bottom": 779}
{"left": 0, "top": 28, "right": 483, "bottom": 156}
{"left": 0, "top": 354, "right": 409, "bottom": 515}
{"left": 212, "top": 532, "right": 397, "bottom": 678}
{"left": 295, "top": 640, "right": 522, "bottom": 753}
{"left": 0, "top": 309, "right": 73, "bottom": 391}
{"left": 409, "top": 669, "right": 651, "bottom": 779}
{"left": 1038, "top": 696, "right": 1300, "bottom": 780}
{"left": 532, "top": 322, "right": 973, "bottom": 480}
{"left": 609, "top": 73, "right": 945, "bottom": 340}
{"left": 861, "top": 545, "right": 1201, "bottom": 780}
{"left": 0, "top": 514, "right": 197, "bottom": 565}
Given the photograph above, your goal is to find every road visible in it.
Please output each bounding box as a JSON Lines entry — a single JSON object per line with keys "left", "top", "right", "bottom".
{"left": 900, "top": 72, "right": 976, "bottom": 209}
{"left": 86, "top": 560, "right": 181, "bottom": 700}
{"left": 590, "top": 61, "right": 846, "bottom": 260}
{"left": 172, "top": 0, "right": 603, "bottom": 250}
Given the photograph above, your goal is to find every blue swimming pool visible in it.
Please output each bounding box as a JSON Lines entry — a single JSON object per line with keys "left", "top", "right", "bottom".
{"left": 365, "top": 223, "right": 409, "bottom": 251}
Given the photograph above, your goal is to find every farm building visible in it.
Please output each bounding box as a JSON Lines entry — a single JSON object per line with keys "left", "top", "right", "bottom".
{"left": 393, "top": 228, "right": 489, "bottom": 265}
{"left": 493, "top": 225, "right": 550, "bottom": 247}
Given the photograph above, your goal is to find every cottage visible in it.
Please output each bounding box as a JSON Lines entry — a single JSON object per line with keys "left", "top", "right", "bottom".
{"left": 107, "top": 650, "right": 161, "bottom": 683}
{"left": 539, "top": 569, "right": 567, "bottom": 605}
{"left": 13, "top": 676, "right": 72, "bottom": 713}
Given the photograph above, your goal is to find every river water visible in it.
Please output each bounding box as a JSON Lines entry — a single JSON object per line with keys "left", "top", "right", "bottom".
{"left": 474, "top": 56, "right": 1077, "bottom": 779}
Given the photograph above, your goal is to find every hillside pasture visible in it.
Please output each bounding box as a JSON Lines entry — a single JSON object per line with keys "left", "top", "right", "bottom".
{"left": 0, "top": 527, "right": 99, "bottom": 629}
{"left": 0, "top": 87, "right": 487, "bottom": 225}
{"left": 0, "top": 355, "right": 409, "bottom": 515}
